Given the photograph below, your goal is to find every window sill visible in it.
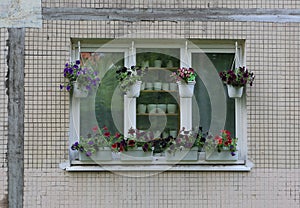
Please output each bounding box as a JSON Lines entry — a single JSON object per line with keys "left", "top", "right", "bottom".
{"left": 60, "top": 156, "right": 254, "bottom": 172}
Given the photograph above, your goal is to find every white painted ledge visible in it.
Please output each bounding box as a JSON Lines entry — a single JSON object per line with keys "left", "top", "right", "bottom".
{"left": 60, "top": 159, "right": 254, "bottom": 172}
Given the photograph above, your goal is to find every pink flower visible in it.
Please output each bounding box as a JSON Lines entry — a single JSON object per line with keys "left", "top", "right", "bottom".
{"left": 92, "top": 126, "right": 98, "bottom": 133}
{"left": 103, "top": 126, "right": 108, "bottom": 131}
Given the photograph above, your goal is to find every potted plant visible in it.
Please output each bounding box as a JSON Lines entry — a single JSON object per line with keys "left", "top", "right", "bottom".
{"left": 71, "top": 126, "right": 121, "bottom": 161}
{"left": 219, "top": 66, "right": 255, "bottom": 98}
{"left": 115, "top": 66, "right": 145, "bottom": 98}
{"left": 165, "top": 127, "right": 205, "bottom": 161}
{"left": 60, "top": 60, "right": 100, "bottom": 98}
{"left": 111, "top": 128, "right": 154, "bottom": 161}
{"left": 205, "top": 129, "right": 238, "bottom": 161}
{"left": 171, "top": 67, "right": 196, "bottom": 98}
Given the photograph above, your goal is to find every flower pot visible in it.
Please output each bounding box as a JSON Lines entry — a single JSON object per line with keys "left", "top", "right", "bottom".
{"left": 79, "top": 148, "right": 112, "bottom": 161}
{"left": 227, "top": 85, "right": 244, "bottom": 98}
{"left": 205, "top": 149, "right": 238, "bottom": 161}
{"left": 145, "top": 82, "right": 153, "bottom": 90}
{"left": 165, "top": 147, "right": 198, "bottom": 161}
{"left": 153, "top": 82, "right": 162, "bottom": 90}
{"left": 169, "top": 83, "right": 177, "bottom": 91}
{"left": 177, "top": 81, "right": 196, "bottom": 98}
{"left": 167, "top": 104, "right": 177, "bottom": 113}
{"left": 126, "top": 81, "right": 142, "bottom": 98}
{"left": 73, "top": 82, "right": 88, "bottom": 98}
{"left": 137, "top": 104, "right": 146, "bottom": 114}
{"left": 162, "top": 83, "right": 169, "bottom": 91}
{"left": 157, "top": 104, "right": 167, "bottom": 113}
{"left": 154, "top": 60, "right": 162, "bottom": 68}
{"left": 120, "top": 147, "right": 152, "bottom": 161}
{"left": 147, "top": 104, "right": 157, "bottom": 113}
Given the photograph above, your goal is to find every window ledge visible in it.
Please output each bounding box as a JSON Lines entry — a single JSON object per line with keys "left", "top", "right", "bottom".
{"left": 60, "top": 160, "right": 254, "bottom": 172}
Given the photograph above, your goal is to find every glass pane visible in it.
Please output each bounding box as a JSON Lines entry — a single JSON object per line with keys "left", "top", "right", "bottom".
{"left": 136, "top": 49, "right": 180, "bottom": 140}
{"left": 79, "top": 52, "right": 124, "bottom": 137}
{"left": 192, "top": 53, "right": 235, "bottom": 136}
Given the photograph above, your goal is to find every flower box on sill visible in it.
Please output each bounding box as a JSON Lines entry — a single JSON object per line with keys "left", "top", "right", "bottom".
{"left": 165, "top": 147, "right": 198, "bottom": 161}
{"left": 205, "top": 149, "right": 238, "bottom": 161}
{"left": 120, "top": 147, "right": 152, "bottom": 161}
{"left": 79, "top": 148, "right": 112, "bottom": 161}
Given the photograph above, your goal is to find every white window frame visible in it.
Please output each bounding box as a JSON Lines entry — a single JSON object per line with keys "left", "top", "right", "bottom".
{"left": 65, "top": 39, "right": 252, "bottom": 171}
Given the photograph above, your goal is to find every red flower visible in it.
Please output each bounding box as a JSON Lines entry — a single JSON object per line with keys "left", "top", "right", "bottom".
{"left": 111, "top": 143, "right": 118, "bottom": 149}
{"left": 119, "top": 145, "right": 124, "bottom": 152}
{"left": 104, "top": 132, "right": 110, "bottom": 137}
{"left": 128, "top": 140, "right": 135, "bottom": 147}
{"left": 92, "top": 126, "right": 98, "bottom": 133}
{"left": 103, "top": 126, "right": 108, "bottom": 131}
{"left": 114, "top": 132, "right": 121, "bottom": 138}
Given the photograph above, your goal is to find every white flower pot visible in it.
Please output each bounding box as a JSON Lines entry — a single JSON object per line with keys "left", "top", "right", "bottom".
{"left": 79, "top": 147, "right": 112, "bottom": 161}
{"left": 126, "top": 81, "right": 142, "bottom": 98}
{"left": 120, "top": 147, "right": 152, "bottom": 161}
{"left": 73, "top": 82, "right": 88, "bottom": 98}
{"left": 227, "top": 85, "right": 244, "bottom": 98}
{"left": 167, "top": 104, "right": 177, "bottom": 113}
{"left": 137, "top": 104, "right": 147, "bottom": 114}
{"left": 165, "top": 147, "right": 198, "bottom": 161}
{"left": 205, "top": 149, "right": 238, "bottom": 161}
{"left": 177, "top": 81, "right": 196, "bottom": 98}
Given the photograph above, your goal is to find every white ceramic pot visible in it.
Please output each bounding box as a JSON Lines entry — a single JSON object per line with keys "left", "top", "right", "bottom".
{"left": 73, "top": 82, "right": 88, "bottom": 98}
{"left": 169, "top": 83, "right": 177, "bottom": 91}
{"left": 153, "top": 82, "right": 162, "bottom": 90}
{"left": 137, "top": 104, "right": 146, "bottom": 114}
{"left": 227, "top": 85, "right": 244, "bottom": 98}
{"left": 167, "top": 104, "right": 177, "bottom": 113}
{"left": 126, "top": 81, "right": 142, "bottom": 98}
{"left": 154, "top": 60, "right": 162, "bottom": 68}
{"left": 145, "top": 82, "right": 153, "bottom": 90}
{"left": 169, "top": 130, "right": 177, "bottom": 138}
{"left": 162, "top": 83, "right": 169, "bottom": 91}
{"left": 147, "top": 104, "right": 157, "bottom": 113}
{"left": 177, "top": 81, "right": 196, "bottom": 98}
{"left": 157, "top": 104, "right": 167, "bottom": 113}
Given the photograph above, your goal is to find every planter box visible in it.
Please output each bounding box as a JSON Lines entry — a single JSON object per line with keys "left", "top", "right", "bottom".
{"left": 121, "top": 148, "right": 152, "bottom": 161}
{"left": 79, "top": 149, "right": 112, "bottom": 161}
{"left": 165, "top": 147, "right": 198, "bottom": 161}
{"left": 205, "top": 150, "right": 238, "bottom": 161}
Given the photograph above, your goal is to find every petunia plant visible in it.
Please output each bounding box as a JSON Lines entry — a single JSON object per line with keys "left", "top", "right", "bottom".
{"left": 71, "top": 126, "right": 122, "bottom": 157}
{"left": 170, "top": 67, "right": 196, "bottom": 83}
{"left": 60, "top": 60, "right": 100, "bottom": 94}
{"left": 115, "top": 66, "right": 145, "bottom": 93}
{"left": 219, "top": 66, "right": 255, "bottom": 87}
{"left": 111, "top": 128, "right": 154, "bottom": 152}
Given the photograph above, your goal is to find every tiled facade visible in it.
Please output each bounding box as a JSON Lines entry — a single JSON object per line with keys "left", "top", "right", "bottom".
{"left": 0, "top": 1, "right": 300, "bottom": 207}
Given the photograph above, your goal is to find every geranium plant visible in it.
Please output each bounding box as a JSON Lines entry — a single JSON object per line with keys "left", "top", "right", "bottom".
{"left": 71, "top": 126, "right": 122, "bottom": 157}
{"left": 219, "top": 66, "right": 255, "bottom": 87}
{"left": 205, "top": 129, "right": 238, "bottom": 156}
{"left": 111, "top": 128, "right": 154, "bottom": 152}
{"left": 115, "top": 66, "right": 145, "bottom": 93}
{"left": 60, "top": 60, "right": 100, "bottom": 94}
{"left": 171, "top": 67, "right": 196, "bottom": 83}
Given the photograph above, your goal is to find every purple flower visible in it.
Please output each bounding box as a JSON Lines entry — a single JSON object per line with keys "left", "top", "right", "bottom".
{"left": 65, "top": 63, "right": 69, "bottom": 67}
{"left": 59, "top": 85, "right": 64, "bottom": 90}
{"left": 86, "top": 151, "right": 92, "bottom": 157}
{"left": 88, "top": 141, "right": 94, "bottom": 145}
{"left": 76, "top": 60, "right": 80, "bottom": 65}
{"left": 142, "top": 143, "right": 149, "bottom": 152}
{"left": 66, "top": 85, "right": 71, "bottom": 91}
{"left": 231, "top": 152, "right": 236, "bottom": 156}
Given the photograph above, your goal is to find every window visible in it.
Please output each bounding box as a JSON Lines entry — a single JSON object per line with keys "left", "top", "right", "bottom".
{"left": 67, "top": 39, "right": 250, "bottom": 171}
